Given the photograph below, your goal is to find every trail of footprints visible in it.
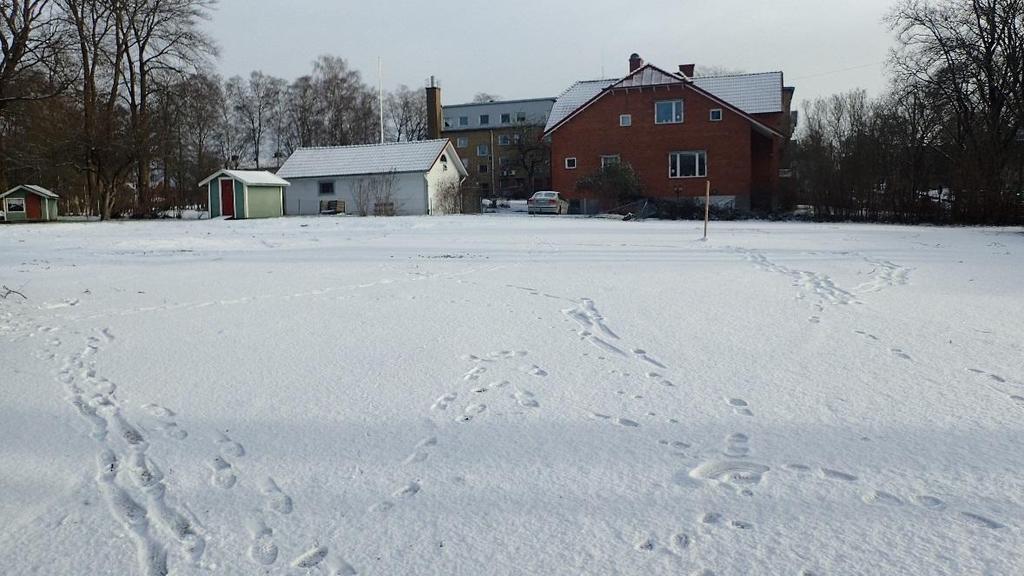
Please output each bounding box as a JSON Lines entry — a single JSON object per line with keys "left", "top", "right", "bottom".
{"left": 375, "top": 350, "right": 549, "bottom": 514}
{"left": 39, "top": 325, "right": 355, "bottom": 573}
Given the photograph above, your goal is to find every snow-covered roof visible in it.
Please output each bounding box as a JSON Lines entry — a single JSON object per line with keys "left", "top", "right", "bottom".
{"left": 1, "top": 184, "right": 59, "bottom": 199}
{"left": 544, "top": 79, "right": 618, "bottom": 132}
{"left": 693, "top": 72, "right": 784, "bottom": 115}
{"left": 545, "top": 68, "right": 786, "bottom": 133}
{"left": 278, "top": 139, "right": 453, "bottom": 179}
{"left": 198, "top": 170, "right": 290, "bottom": 188}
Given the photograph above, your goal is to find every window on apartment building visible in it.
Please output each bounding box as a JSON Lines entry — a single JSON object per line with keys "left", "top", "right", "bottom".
{"left": 655, "top": 100, "right": 684, "bottom": 124}
{"left": 513, "top": 133, "right": 522, "bottom": 144}
{"left": 444, "top": 117, "right": 452, "bottom": 128}
{"left": 318, "top": 181, "right": 335, "bottom": 195}
{"left": 619, "top": 114, "right": 632, "bottom": 127}
{"left": 669, "top": 151, "right": 707, "bottom": 178}
{"left": 601, "top": 155, "right": 621, "bottom": 168}
{"left": 457, "top": 137, "right": 469, "bottom": 148}
{"left": 565, "top": 157, "right": 577, "bottom": 170}
{"left": 459, "top": 116, "right": 469, "bottom": 126}
{"left": 501, "top": 113, "right": 512, "bottom": 124}
{"left": 517, "top": 112, "right": 527, "bottom": 122}
{"left": 498, "top": 134, "right": 511, "bottom": 146}
{"left": 477, "top": 143, "right": 490, "bottom": 157}
{"left": 479, "top": 163, "right": 489, "bottom": 174}
{"left": 462, "top": 158, "right": 472, "bottom": 170}
{"left": 480, "top": 114, "right": 490, "bottom": 126}
{"left": 710, "top": 109, "right": 723, "bottom": 122}
{"left": 499, "top": 156, "right": 511, "bottom": 168}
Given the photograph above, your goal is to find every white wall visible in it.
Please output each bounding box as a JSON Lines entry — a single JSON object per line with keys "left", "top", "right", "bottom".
{"left": 427, "top": 141, "right": 468, "bottom": 215}
{"left": 285, "top": 172, "right": 429, "bottom": 216}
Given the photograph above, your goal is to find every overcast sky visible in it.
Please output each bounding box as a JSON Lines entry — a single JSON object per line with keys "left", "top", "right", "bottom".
{"left": 208, "top": 0, "right": 898, "bottom": 109}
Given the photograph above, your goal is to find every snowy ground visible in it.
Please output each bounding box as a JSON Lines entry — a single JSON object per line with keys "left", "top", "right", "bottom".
{"left": 1, "top": 215, "right": 1022, "bottom": 575}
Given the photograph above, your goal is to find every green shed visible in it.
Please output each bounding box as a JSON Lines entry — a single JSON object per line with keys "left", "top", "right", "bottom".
{"left": 199, "top": 170, "right": 289, "bottom": 219}
{"left": 1, "top": 185, "right": 59, "bottom": 222}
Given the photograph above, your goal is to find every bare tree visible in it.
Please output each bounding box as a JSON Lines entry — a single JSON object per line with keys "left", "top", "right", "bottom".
{"left": 384, "top": 84, "right": 426, "bottom": 142}
{"left": 0, "top": 0, "right": 70, "bottom": 114}
{"left": 433, "top": 179, "right": 463, "bottom": 214}
{"left": 63, "top": 0, "right": 133, "bottom": 219}
{"left": 509, "top": 122, "right": 550, "bottom": 197}
{"left": 227, "top": 71, "right": 285, "bottom": 169}
{"left": 118, "top": 0, "right": 216, "bottom": 212}
{"left": 472, "top": 92, "right": 499, "bottom": 103}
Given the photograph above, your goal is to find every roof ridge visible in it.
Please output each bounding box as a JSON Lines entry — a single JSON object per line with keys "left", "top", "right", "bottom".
{"left": 291, "top": 139, "right": 448, "bottom": 152}
{"left": 443, "top": 97, "right": 556, "bottom": 108}
{"left": 694, "top": 71, "right": 782, "bottom": 80}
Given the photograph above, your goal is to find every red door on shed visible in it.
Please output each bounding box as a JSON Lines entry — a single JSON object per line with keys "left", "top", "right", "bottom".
{"left": 25, "top": 194, "right": 42, "bottom": 220}
{"left": 220, "top": 180, "right": 235, "bottom": 217}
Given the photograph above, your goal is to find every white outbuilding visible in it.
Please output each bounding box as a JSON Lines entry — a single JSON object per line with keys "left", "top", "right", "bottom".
{"left": 277, "top": 139, "right": 467, "bottom": 216}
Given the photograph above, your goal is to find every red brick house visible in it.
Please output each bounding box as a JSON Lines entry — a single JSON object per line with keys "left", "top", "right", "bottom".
{"left": 544, "top": 54, "right": 795, "bottom": 212}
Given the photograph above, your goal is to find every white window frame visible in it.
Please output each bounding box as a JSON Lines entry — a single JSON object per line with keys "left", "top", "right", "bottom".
{"left": 4, "top": 197, "right": 25, "bottom": 213}
{"left": 500, "top": 113, "right": 511, "bottom": 124}
{"left": 479, "top": 114, "right": 490, "bottom": 126}
{"left": 456, "top": 137, "right": 469, "bottom": 148}
{"left": 669, "top": 151, "right": 707, "bottom": 178}
{"left": 459, "top": 116, "right": 469, "bottom": 126}
{"left": 516, "top": 112, "right": 527, "bottom": 122}
{"left": 565, "top": 157, "right": 577, "bottom": 170}
{"left": 710, "top": 109, "right": 723, "bottom": 122}
{"left": 444, "top": 117, "right": 452, "bottom": 128}
{"left": 655, "top": 100, "right": 684, "bottom": 124}
{"left": 497, "top": 134, "right": 511, "bottom": 146}
{"left": 600, "top": 155, "right": 621, "bottom": 168}
{"left": 318, "top": 181, "right": 335, "bottom": 196}
{"left": 619, "top": 114, "right": 632, "bottom": 127}
{"left": 476, "top": 143, "right": 490, "bottom": 157}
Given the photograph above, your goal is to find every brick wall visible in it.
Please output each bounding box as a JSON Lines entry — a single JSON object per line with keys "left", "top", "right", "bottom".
{"left": 550, "top": 83, "right": 780, "bottom": 209}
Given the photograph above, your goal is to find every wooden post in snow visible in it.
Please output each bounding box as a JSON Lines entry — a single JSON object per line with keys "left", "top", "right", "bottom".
{"left": 703, "top": 180, "right": 711, "bottom": 240}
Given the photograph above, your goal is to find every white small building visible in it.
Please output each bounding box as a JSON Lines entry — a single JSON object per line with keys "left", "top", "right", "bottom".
{"left": 277, "top": 139, "right": 467, "bottom": 216}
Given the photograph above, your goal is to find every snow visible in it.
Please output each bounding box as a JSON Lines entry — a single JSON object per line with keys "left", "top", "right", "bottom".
{"left": 1, "top": 216, "right": 1022, "bottom": 575}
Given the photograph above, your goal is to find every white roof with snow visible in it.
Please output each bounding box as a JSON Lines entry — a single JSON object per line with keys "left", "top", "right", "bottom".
{"left": 278, "top": 140, "right": 453, "bottom": 179}
{"left": 545, "top": 69, "right": 785, "bottom": 132}
{"left": 1, "top": 184, "right": 59, "bottom": 199}
{"left": 545, "top": 79, "right": 618, "bottom": 132}
{"left": 198, "top": 170, "right": 290, "bottom": 188}
{"left": 692, "top": 72, "right": 783, "bottom": 115}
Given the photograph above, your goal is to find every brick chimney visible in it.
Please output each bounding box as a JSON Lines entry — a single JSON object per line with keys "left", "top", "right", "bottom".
{"left": 425, "top": 76, "right": 442, "bottom": 140}
{"left": 678, "top": 64, "right": 695, "bottom": 78}
{"left": 629, "top": 53, "right": 644, "bottom": 73}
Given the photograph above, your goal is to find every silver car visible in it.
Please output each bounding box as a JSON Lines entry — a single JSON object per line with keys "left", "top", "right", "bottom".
{"left": 527, "top": 191, "right": 569, "bottom": 215}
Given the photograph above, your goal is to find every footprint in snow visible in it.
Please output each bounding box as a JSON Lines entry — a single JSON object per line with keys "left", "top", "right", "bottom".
{"left": 911, "top": 495, "right": 946, "bottom": 510}
{"left": 820, "top": 468, "right": 858, "bottom": 482}
{"left": 292, "top": 545, "right": 328, "bottom": 568}
{"left": 393, "top": 481, "right": 421, "bottom": 498}
{"left": 260, "top": 478, "right": 293, "bottom": 515}
{"left": 215, "top": 432, "right": 245, "bottom": 458}
{"left": 727, "top": 398, "right": 753, "bottom": 417}
{"left": 207, "top": 456, "right": 237, "bottom": 489}
{"left": 863, "top": 490, "right": 904, "bottom": 506}
{"left": 960, "top": 512, "right": 1004, "bottom": 529}
{"left": 514, "top": 390, "right": 540, "bottom": 408}
{"left": 245, "top": 516, "right": 279, "bottom": 566}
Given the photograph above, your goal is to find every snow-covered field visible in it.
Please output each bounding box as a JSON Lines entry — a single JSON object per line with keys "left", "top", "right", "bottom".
{"left": 1, "top": 215, "right": 1022, "bottom": 575}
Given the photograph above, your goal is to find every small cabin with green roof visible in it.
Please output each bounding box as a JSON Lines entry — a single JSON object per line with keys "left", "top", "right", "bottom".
{"left": 199, "top": 170, "right": 289, "bottom": 219}
{"left": 1, "top": 185, "right": 59, "bottom": 222}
